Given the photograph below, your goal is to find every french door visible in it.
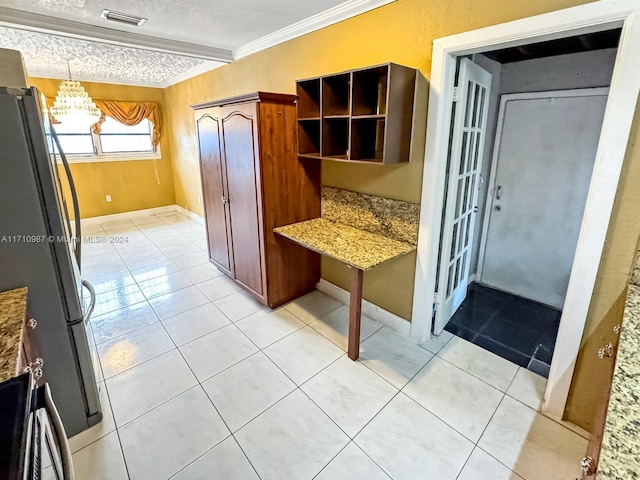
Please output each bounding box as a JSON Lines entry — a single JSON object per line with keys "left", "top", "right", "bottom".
{"left": 433, "top": 58, "right": 492, "bottom": 335}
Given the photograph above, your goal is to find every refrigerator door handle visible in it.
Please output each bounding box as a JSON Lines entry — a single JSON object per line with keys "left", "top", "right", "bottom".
{"left": 39, "top": 383, "right": 75, "bottom": 480}
{"left": 50, "top": 127, "right": 82, "bottom": 268}
{"left": 81, "top": 278, "right": 96, "bottom": 325}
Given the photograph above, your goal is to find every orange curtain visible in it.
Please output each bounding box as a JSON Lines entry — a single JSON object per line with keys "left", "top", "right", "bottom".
{"left": 92, "top": 100, "right": 162, "bottom": 147}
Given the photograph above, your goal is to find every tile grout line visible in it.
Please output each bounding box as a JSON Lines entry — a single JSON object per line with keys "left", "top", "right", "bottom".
{"left": 354, "top": 330, "right": 438, "bottom": 391}
{"left": 132, "top": 312, "right": 250, "bottom": 480}
{"left": 89, "top": 222, "right": 146, "bottom": 479}
{"left": 98, "top": 295, "right": 265, "bottom": 393}
{"left": 309, "top": 441, "right": 353, "bottom": 480}
{"left": 473, "top": 445, "right": 527, "bottom": 480}
{"left": 84, "top": 284, "right": 133, "bottom": 480}
{"left": 210, "top": 309, "right": 381, "bottom": 479}
{"left": 93, "top": 216, "right": 534, "bottom": 480}
{"left": 96, "top": 259, "right": 457, "bottom": 478}
{"left": 94, "top": 289, "right": 231, "bottom": 364}
{"left": 105, "top": 351, "right": 205, "bottom": 428}
{"left": 462, "top": 371, "right": 513, "bottom": 480}
{"left": 305, "top": 313, "right": 384, "bottom": 353}
{"left": 433, "top": 340, "right": 519, "bottom": 393}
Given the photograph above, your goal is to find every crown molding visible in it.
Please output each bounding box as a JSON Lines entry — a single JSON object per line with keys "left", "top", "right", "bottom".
{"left": 0, "top": 6, "right": 233, "bottom": 62}
{"left": 30, "top": 72, "right": 167, "bottom": 88}
{"left": 233, "top": 0, "right": 396, "bottom": 60}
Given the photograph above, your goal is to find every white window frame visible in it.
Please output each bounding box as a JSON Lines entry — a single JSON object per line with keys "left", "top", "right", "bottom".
{"left": 54, "top": 118, "right": 160, "bottom": 164}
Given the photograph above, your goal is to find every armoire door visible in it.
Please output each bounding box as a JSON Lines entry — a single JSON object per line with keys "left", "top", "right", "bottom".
{"left": 220, "top": 103, "right": 265, "bottom": 297}
{"left": 195, "top": 110, "right": 233, "bottom": 275}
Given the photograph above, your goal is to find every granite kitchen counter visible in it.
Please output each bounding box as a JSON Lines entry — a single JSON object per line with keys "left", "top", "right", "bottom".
{"left": 597, "top": 284, "right": 640, "bottom": 479}
{"left": 274, "top": 218, "right": 415, "bottom": 271}
{"left": 0, "top": 287, "right": 27, "bottom": 383}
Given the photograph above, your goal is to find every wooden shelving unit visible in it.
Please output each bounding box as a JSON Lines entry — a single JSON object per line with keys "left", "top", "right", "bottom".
{"left": 296, "top": 63, "right": 418, "bottom": 164}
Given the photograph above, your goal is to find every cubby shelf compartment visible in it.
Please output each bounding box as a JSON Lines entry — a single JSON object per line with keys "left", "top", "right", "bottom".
{"left": 295, "top": 63, "right": 418, "bottom": 165}
{"left": 322, "top": 73, "right": 351, "bottom": 116}
{"left": 351, "top": 118, "right": 385, "bottom": 162}
{"left": 322, "top": 118, "right": 349, "bottom": 158}
{"left": 297, "top": 79, "right": 321, "bottom": 119}
{"left": 352, "top": 66, "right": 388, "bottom": 116}
{"left": 298, "top": 119, "right": 321, "bottom": 156}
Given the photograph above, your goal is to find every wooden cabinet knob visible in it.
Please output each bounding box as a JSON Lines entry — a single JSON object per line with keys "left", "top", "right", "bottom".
{"left": 597, "top": 343, "right": 614, "bottom": 359}
{"left": 581, "top": 456, "right": 596, "bottom": 475}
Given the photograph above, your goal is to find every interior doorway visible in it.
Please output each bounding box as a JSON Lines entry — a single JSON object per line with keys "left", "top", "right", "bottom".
{"left": 411, "top": 0, "right": 640, "bottom": 419}
{"left": 437, "top": 37, "right": 618, "bottom": 377}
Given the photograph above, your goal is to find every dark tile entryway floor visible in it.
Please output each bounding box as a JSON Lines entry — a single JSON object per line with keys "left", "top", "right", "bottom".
{"left": 444, "top": 283, "right": 561, "bottom": 377}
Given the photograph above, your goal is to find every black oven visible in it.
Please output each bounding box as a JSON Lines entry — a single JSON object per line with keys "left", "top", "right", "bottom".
{"left": 0, "top": 373, "right": 74, "bottom": 480}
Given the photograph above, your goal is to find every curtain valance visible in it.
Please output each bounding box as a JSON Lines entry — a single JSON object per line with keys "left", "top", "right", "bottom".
{"left": 46, "top": 98, "right": 162, "bottom": 147}
{"left": 92, "top": 100, "right": 162, "bottom": 147}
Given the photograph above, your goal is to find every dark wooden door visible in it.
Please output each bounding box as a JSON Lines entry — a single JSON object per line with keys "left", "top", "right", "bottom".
{"left": 196, "top": 111, "right": 233, "bottom": 275}
{"left": 220, "top": 104, "right": 264, "bottom": 297}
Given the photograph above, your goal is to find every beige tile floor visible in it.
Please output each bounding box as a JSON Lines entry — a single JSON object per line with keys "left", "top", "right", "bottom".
{"left": 50, "top": 211, "right": 587, "bottom": 479}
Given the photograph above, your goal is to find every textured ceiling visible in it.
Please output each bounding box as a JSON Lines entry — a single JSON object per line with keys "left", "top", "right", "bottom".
{"left": 0, "top": 0, "right": 347, "bottom": 50}
{"left": 0, "top": 26, "right": 223, "bottom": 87}
{"left": 0, "top": 0, "right": 372, "bottom": 86}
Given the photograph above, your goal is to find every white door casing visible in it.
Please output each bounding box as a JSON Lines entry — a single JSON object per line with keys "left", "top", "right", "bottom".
{"left": 410, "top": 0, "right": 640, "bottom": 420}
{"left": 433, "top": 58, "right": 492, "bottom": 335}
{"left": 477, "top": 89, "right": 609, "bottom": 309}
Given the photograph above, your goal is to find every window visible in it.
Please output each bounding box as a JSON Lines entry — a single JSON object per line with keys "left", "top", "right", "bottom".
{"left": 51, "top": 117, "right": 156, "bottom": 159}
{"left": 98, "top": 117, "right": 154, "bottom": 154}
{"left": 53, "top": 121, "right": 95, "bottom": 155}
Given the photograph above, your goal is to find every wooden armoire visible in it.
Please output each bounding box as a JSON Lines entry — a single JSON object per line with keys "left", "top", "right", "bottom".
{"left": 191, "top": 92, "right": 321, "bottom": 308}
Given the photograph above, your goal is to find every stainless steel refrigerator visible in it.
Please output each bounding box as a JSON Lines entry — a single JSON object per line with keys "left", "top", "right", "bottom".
{"left": 0, "top": 86, "right": 101, "bottom": 436}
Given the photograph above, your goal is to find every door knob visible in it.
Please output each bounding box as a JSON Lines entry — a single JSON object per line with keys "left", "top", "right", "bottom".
{"left": 494, "top": 205, "right": 501, "bottom": 211}
{"left": 221, "top": 196, "right": 229, "bottom": 205}
{"left": 495, "top": 185, "right": 502, "bottom": 200}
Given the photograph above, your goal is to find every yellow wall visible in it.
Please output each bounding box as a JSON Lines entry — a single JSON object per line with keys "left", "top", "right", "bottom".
{"left": 565, "top": 98, "right": 640, "bottom": 430}
{"left": 30, "top": 78, "right": 176, "bottom": 218}
{"left": 163, "top": 0, "right": 590, "bottom": 319}
{"left": 161, "top": 0, "right": 640, "bottom": 430}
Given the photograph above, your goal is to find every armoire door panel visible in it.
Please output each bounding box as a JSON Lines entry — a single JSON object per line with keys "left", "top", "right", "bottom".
{"left": 221, "top": 106, "right": 264, "bottom": 296}
{"left": 192, "top": 92, "right": 321, "bottom": 309}
{"left": 196, "top": 112, "right": 232, "bottom": 274}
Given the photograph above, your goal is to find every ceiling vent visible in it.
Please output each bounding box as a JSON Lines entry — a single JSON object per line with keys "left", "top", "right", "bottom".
{"left": 100, "top": 9, "right": 147, "bottom": 27}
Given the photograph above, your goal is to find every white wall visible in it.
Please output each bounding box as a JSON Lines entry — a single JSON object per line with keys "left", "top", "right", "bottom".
{"left": 469, "top": 48, "right": 618, "bottom": 276}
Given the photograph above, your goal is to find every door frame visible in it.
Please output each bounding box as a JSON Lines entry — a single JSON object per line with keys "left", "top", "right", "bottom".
{"left": 476, "top": 88, "right": 610, "bottom": 292}
{"left": 410, "top": 0, "right": 640, "bottom": 420}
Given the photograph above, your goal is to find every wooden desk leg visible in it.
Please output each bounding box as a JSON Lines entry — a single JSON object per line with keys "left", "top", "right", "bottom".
{"left": 348, "top": 267, "right": 364, "bottom": 361}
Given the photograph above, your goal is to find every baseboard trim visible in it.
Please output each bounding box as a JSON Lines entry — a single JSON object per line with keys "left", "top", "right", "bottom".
{"left": 80, "top": 205, "right": 180, "bottom": 226}
{"left": 541, "top": 411, "right": 591, "bottom": 440}
{"left": 80, "top": 205, "right": 206, "bottom": 227}
{"left": 175, "top": 206, "right": 205, "bottom": 225}
{"left": 316, "top": 278, "right": 410, "bottom": 337}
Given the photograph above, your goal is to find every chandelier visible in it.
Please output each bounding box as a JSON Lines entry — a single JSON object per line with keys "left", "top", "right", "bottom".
{"left": 50, "top": 62, "right": 101, "bottom": 127}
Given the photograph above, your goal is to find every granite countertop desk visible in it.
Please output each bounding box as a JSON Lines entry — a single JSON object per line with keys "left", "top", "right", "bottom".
{"left": 0, "top": 287, "right": 28, "bottom": 383}
{"left": 597, "top": 284, "right": 640, "bottom": 479}
{"left": 274, "top": 218, "right": 416, "bottom": 271}
{"left": 275, "top": 187, "right": 419, "bottom": 361}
